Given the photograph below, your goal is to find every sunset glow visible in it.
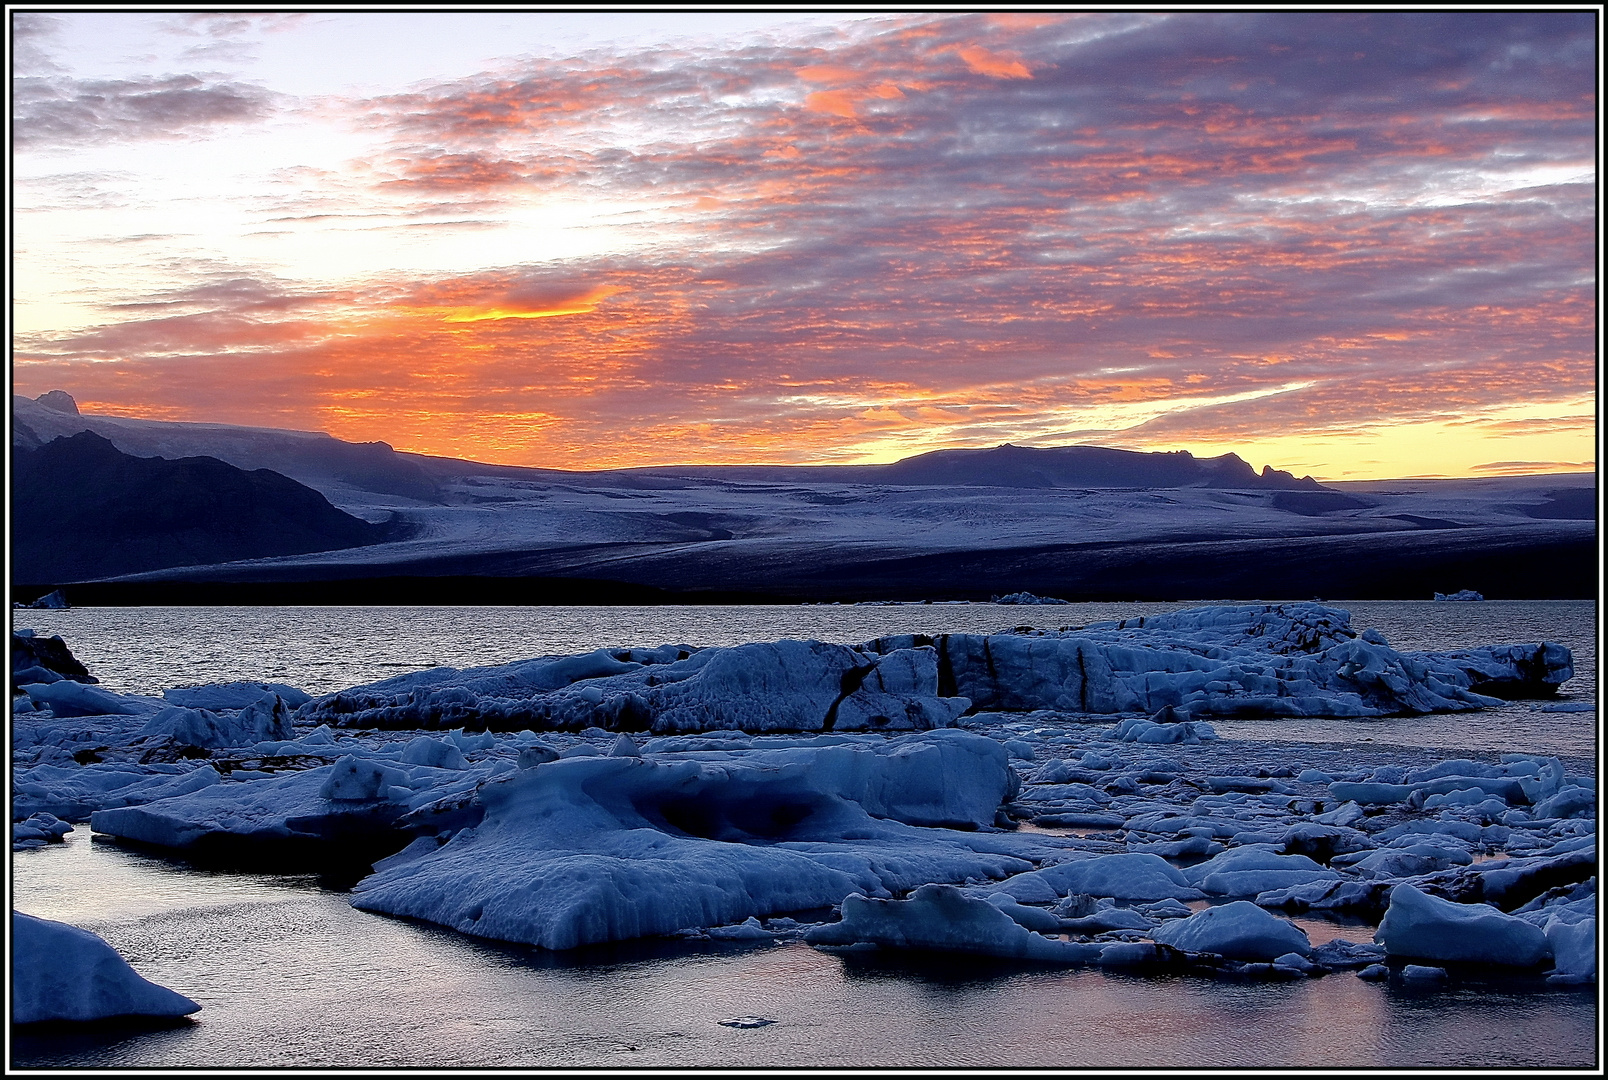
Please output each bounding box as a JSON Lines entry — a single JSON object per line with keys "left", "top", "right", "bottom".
{"left": 10, "top": 11, "right": 1597, "bottom": 478}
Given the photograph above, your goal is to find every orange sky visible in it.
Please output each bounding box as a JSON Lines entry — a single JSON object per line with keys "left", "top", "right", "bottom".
{"left": 12, "top": 11, "right": 1597, "bottom": 479}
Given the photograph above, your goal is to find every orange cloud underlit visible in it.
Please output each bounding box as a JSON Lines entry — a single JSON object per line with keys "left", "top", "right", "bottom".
{"left": 11, "top": 11, "right": 1596, "bottom": 478}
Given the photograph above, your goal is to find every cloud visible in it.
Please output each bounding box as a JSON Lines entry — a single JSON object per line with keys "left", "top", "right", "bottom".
{"left": 13, "top": 12, "right": 1598, "bottom": 473}
{"left": 12, "top": 12, "right": 67, "bottom": 76}
{"left": 13, "top": 74, "right": 279, "bottom": 149}
{"left": 1470, "top": 460, "right": 1594, "bottom": 472}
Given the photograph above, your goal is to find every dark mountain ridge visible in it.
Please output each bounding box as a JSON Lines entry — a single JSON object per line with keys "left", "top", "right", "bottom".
{"left": 411, "top": 443, "right": 1324, "bottom": 491}
{"left": 12, "top": 432, "right": 392, "bottom": 584}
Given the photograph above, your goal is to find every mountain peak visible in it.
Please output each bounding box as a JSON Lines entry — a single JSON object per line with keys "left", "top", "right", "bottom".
{"left": 35, "top": 390, "right": 79, "bottom": 416}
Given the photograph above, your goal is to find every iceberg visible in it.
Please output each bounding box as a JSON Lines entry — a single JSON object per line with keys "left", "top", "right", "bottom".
{"left": 1149, "top": 900, "right": 1312, "bottom": 961}
{"left": 302, "top": 640, "right": 969, "bottom": 734}
{"left": 11, "top": 629, "right": 96, "bottom": 686}
{"left": 804, "top": 884, "right": 1102, "bottom": 962}
{"left": 349, "top": 733, "right": 1030, "bottom": 949}
{"left": 12, "top": 912, "right": 200, "bottom": 1024}
{"left": 297, "top": 604, "right": 1571, "bottom": 735}
{"left": 1375, "top": 884, "right": 1551, "bottom": 967}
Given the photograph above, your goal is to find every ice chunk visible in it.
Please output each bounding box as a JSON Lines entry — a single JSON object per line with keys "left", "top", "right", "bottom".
{"left": 136, "top": 694, "right": 294, "bottom": 749}
{"left": 805, "top": 884, "right": 1101, "bottom": 963}
{"left": 399, "top": 737, "right": 467, "bottom": 770}
{"left": 320, "top": 756, "right": 412, "bottom": 801}
{"left": 1108, "top": 717, "right": 1217, "bottom": 744}
{"left": 1544, "top": 916, "right": 1596, "bottom": 984}
{"left": 12, "top": 912, "right": 200, "bottom": 1024}
{"left": 1150, "top": 900, "right": 1311, "bottom": 960}
{"left": 1375, "top": 884, "right": 1551, "bottom": 968}
{"left": 20, "top": 681, "right": 152, "bottom": 718}
{"left": 1534, "top": 786, "right": 1595, "bottom": 820}
{"left": 1400, "top": 964, "right": 1448, "bottom": 981}
{"left": 1181, "top": 847, "right": 1337, "bottom": 896}
{"left": 164, "top": 681, "right": 312, "bottom": 710}
{"left": 996, "top": 853, "right": 1203, "bottom": 901}
{"left": 984, "top": 893, "right": 1063, "bottom": 933}
{"left": 89, "top": 761, "right": 438, "bottom": 854}
{"left": 351, "top": 737, "right": 1029, "bottom": 950}
{"left": 517, "top": 744, "right": 560, "bottom": 769}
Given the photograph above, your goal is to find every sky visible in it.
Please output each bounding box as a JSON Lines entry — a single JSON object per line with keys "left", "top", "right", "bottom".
{"left": 10, "top": 9, "right": 1598, "bottom": 479}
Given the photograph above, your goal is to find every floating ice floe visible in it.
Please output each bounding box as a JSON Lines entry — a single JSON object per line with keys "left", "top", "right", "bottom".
{"left": 1374, "top": 884, "right": 1552, "bottom": 968}
{"left": 347, "top": 732, "right": 1050, "bottom": 949}
{"left": 1149, "top": 901, "right": 1312, "bottom": 961}
{"left": 992, "top": 592, "right": 1072, "bottom": 605}
{"left": 804, "top": 884, "right": 1103, "bottom": 962}
{"left": 12, "top": 912, "right": 200, "bottom": 1024}
{"left": 10, "top": 606, "right": 1593, "bottom": 990}
{"left": 293, "top": 604, "right": 1573, "bottom": 733}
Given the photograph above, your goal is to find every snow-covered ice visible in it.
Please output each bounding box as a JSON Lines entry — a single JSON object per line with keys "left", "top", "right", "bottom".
{"left": 1150, "top": 901, "right": 1312, "bottom": 961}
{"left": 1375, "top": 884, "right": 1552, "bottom": 968}
{"left": 12, "top": 912, "right": 200, "bottom": 1024}
{"left": 8, "top": 603, "right": 1592, "bottom": 996}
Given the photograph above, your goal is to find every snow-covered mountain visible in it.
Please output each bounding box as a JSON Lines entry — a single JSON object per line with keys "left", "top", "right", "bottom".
{"left": 11, "top": 393, "right": 1595, "bottom": 600}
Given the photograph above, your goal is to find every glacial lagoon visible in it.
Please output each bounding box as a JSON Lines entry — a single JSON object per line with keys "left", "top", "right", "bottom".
{"left": 11, "top": 601, "right": 1597, "bottom": 1068}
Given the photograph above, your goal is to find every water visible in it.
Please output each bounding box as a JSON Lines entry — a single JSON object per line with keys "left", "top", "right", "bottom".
{"left": 12, "top": 835, "right": 1596, "bottom": 1069}
{"left": 11, "top": 601, "right": 1599, "bottom": 1067}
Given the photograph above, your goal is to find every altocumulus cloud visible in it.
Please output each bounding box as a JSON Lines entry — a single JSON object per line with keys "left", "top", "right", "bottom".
{"left": 11, "top": 11, "right": 1597, "bottom": 471}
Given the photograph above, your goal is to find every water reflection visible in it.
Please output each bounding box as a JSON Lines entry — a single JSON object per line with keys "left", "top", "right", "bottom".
{"left": 12, "top": 834, "right": 1594, "bottom": 1069}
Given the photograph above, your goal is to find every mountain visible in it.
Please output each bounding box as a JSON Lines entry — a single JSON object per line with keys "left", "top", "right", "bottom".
{"left": 406, "top": 442, "right": 1323, "bottom": 493}
{"left": 11, "top": 394, "right": 1591, "bottom": 602}
{"left": 12, "top": 432, "right": 392, "bottom": 585}
{"left": 12, "top": 393, "right": 441, "bottom": 504}
{"left": 860, "top": 444, "right": 1320, "bottom": 489}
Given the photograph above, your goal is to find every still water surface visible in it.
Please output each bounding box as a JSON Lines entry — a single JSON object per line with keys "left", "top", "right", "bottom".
{"left": 13, "top": 834, "right": 1595, "bottom": 1069}
{"left": 11, "top": 601, "right": 1598, "bottom": 1068}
